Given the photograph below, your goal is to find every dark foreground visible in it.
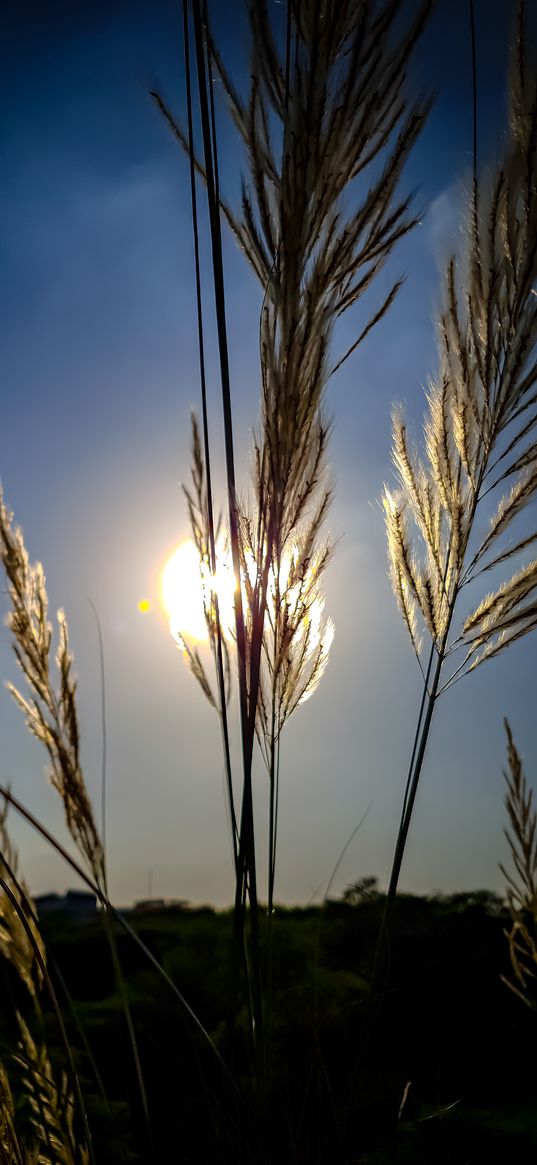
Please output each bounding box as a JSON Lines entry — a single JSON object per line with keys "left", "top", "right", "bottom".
{"left": 3, "top": 888, "right": 536, "bottom": 1163}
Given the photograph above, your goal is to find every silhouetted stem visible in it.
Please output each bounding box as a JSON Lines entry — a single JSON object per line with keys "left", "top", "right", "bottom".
{"left": 0, "top": 785, "right": 238, "bottom": 1092}
{"left": 189, "top": 0, "right": 264, "bottom": 1086}
{"left": 183, "top": 0, "right": 238, "bottom": 867}
{"left": 385, "top": 654, "right": 442, "bottom": 907}
{"left": 102, "top": 909, "right": 153, "bottom": 1159}
{"left": 87, "top": 600, "right": 153, "bottom": 1158}
{"left": 0, "top": 861, "right": 95, "bottom": 1165}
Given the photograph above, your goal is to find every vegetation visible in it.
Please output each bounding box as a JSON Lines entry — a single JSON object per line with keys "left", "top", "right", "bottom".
{"left": 2, "top": 890, "right": 536, "bottom": 1164}
{"left": 383, "top": 0, "right": 537, "bottom": 910}
{"left": 501, "top": 720, "right": 537, "bottom": 1009}
{"left": 0, "top": 1, "right": 536, "bottom": 1162}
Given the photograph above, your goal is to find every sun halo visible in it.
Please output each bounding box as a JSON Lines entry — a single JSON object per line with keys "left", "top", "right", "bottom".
{"left": 160, "top": 539, "right": 235, "bottom": 644}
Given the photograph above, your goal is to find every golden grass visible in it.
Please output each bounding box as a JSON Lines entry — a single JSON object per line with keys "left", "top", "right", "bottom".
{"left": 501, "top": 720, "right": 537, "bottom": 1008}
{"left": 1, "top": 2, "right": 535, "bottom": 1159}
{"left": 383, "top": 0, "right": 537, "bottom": 904}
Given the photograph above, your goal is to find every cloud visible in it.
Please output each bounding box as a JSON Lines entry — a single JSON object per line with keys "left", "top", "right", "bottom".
{"left": 426, "top": 182, "right": 466, "bottom": 270}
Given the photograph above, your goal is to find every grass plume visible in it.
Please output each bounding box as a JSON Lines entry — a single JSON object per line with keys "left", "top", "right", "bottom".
{"left": 500, "top": 720, "right": 537, "bottom": 1008}
{"left": 0, "top": 798, "right": 45, "bottom": 1003}
{"left": 151, "top": 0, "right": 434, "bottom": 1092}
{"left": 0, "top": 492, "right": 104, "bottom": 889}
{"left": 155, "top": 8, "right": 432, "bottom": 1069}
{"left": 384, "top": 0, "right": 537, "bottom": 904}
{"left": 0, "top": 491, "right": 154, "bottom": 1154}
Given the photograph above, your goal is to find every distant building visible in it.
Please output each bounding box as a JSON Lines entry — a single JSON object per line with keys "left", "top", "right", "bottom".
{"left": 34, "top": 890, "right": 98, "bottom": 922}
{"left": 133, "top": 898, "right": 189, "bottom": 913}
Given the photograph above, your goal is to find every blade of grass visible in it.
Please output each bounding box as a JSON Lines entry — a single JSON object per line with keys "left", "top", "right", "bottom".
{"left": 0, "top": 784, "right": 239, "bottom": 1096}
{"left": 87, "top": 598, "right": 153, "bottom": 1161}
{"left": 189, "top": 0, "right": 264, "bottom": 1082}
{"left": 183, "top": 0, "right": 239, "bottom": 868}
{"left": 0, "top": 859, "right": 95, "bottom": 1165}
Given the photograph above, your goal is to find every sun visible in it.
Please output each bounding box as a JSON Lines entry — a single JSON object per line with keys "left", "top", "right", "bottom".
{"left": 160, "top": 539, "right": 235, "bottom": 644}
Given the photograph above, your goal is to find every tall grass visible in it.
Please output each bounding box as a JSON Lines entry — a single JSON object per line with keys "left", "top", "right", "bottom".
{"left": 153, "top": 0, "right": 432, "bottom": 1086}
{"left": 0, "top": 797, "right": 92, "bottom": 1164}
{"left": 383, "top": 0, "right": 537, "bottom": 912}
{"left": 0, "top": 1, "right": 535, "bottom": 1161}
{"left": 501, "top": 720, "right": 537, "bottom": 1008}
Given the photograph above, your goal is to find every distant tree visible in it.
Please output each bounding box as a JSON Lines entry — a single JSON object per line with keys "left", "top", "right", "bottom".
{"left": 343, "top": 876, "right": 381, "bottom": 906}
{"left": 433, "top": 890, "right": 504, "bottom": 916}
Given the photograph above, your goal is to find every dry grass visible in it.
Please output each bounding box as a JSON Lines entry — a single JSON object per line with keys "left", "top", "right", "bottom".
{"left": 0, "top": 802, "right": 90, "bottom": 1164}
{"left": 0, "top": 493, "right": 104, "bottom": 890}
{"left": 150, "top": 0, "right": 434, "bottom": 1081}
{"left": 0, "top": 495, "right": 152, "bottom": 1150}
{"left": 1, "top": 2, "right": 534, "bottom": 1160}
{"left": 384, "top": 0, "right": 537, "bottom": 902}
{"left": 0, "top": 798, "right": 45, "bottom": 1003}
{"left": 12, "top": 1014, "right": 89, "bottom": 1165}
{"left": 161, "top": 0, "right": 433, "bottom": 749}
{"left": 500, "top": 720, "right": 537, "bottom": 1008}
{"left": 153, "top": 10, "right": 434, "bottom": 1049}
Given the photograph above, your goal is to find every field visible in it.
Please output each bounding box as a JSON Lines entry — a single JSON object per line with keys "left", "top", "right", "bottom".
{"left": 1, "top": 1, "right": 537, "bottom": 1162}
{"left": 1, "top": 891, "right": 531, "bottom": 1164}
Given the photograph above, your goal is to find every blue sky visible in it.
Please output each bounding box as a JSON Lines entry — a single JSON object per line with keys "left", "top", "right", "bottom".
{"left": 1, "top": 0, "right": 535, "bottom": 906}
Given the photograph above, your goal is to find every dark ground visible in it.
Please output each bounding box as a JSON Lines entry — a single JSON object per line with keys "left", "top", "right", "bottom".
{"left": 2, "top": 887, "right": 536, "bottom": 1164}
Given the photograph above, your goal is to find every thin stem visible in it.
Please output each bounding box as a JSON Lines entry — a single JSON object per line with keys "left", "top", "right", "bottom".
{"left": 0, "top": 784, "right": 238, "bottom": 1092}
{"left": 469, "top": 0, "right": 478, "bottom": 192}
{"left": 385, "top": 649, "right": 444, "bottom": 906}
{"left": 183, "top": 0, "right": 239, "bottom": 866}
{"left": 401, "top": 638, "right": 437, "bottom": 825}
{"left": 103, "top": 909, "right": 153, "bottom": 1160}
{"left": 87, "top": 599, "right": 152, "bottom": 1158}
{"left": 386, "top": 0, "right": 484, "bottom": 899}
{"left": 270, "top": 732, "right": 281, "bottom": 903}
{"left": 47, "top": 950, "right": 127, "bottom": 1162}
{"left": 437, "top": 650, "right": 473, "bottom": 695}
{"left": 0, "top": 861, "right": 95, "bottom": 1165}
{"left": 267, "top": 755, "right": 277, "bottom": 918}
{"left": 191, "top": 0, "right": 250, "bottom": 770}
{"left": 87, "top": 599, "right": 107, "bottom": 869}
{"left": 190, "top": 0, "right": 264, "bottom": 1082}
{"left": 264, "top": 702, "right": 278, "bottom": 1096}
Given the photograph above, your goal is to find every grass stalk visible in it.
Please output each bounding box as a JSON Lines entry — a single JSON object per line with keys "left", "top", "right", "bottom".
{"left": 383, "top": 0, "right": 537, "bottom": 906}
{"left": 86, "top": 599, "right": 153, "bottom": 1159}
{"left": 0, "top": 861, "right": 95, "bottom": 1165}
{"left": 0, "top": 784, "right": 239, "bottom": 1096}
{"left": 102, "top": 909, "right": 153, "bottom": 1158}
{"left": 183, "top": 0, "right": 239, "bottom": 868}
{"left": 188, "top": 0, "right": 265, "bottom": 1085}
{"left": 46, "top": 951, "right": 127, "bottom": 1163}
{"left": 157, "top": 0, "right": 434, "bottom": 1110}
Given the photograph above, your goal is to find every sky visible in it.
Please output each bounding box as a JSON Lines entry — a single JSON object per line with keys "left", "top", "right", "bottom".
{"left": 1, "top": 0, "right": 535, "bottom": 907}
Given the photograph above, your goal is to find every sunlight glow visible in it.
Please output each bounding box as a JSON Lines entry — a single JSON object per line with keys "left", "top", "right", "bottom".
{"left": 160, "top": 540, "right": 235, "bottom": 644}
{"left": 160, "top": 539, "right": 334, "bottom": 708}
